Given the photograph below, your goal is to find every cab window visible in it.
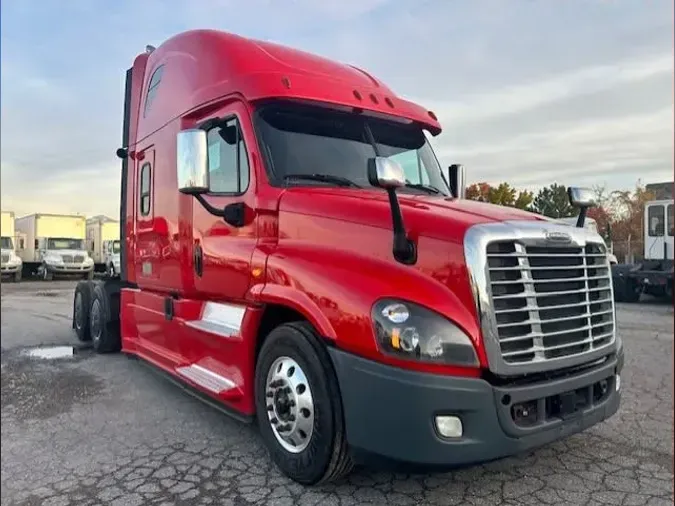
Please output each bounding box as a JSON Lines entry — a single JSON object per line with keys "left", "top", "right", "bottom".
{"left": 139, "top": 163, "right": 152, "bottom": 216}
{"left": 143, "top": 65, "right": 164, "bottom": 117}
{"left": 648, "top": 204, "right": 665, "bottom": 237}
{"left": 668, "top": 204, "right": 674, "bottom": 236}
{"left": 206, "top": 118, "right": 250, "bottom": 194}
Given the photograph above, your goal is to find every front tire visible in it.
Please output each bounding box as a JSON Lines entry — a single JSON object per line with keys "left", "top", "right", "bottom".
{"left": 13, "top": 270, "right": 21, "bottom": 282}
{"left": 42, "top": 264, "right": 53, "bottom": 281}
{"left": 255, "top": 321, "right": 353, "bottom": 485}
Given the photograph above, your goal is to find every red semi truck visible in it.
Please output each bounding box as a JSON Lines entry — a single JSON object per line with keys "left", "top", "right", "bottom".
{"left": 72, "top": 29, "right": 623, "bottom": 485}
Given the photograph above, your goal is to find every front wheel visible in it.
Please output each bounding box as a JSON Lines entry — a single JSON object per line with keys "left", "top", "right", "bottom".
{"left": 42, "top": 264, "right": 53, "bottom": 281}
{"left": 13, "top": 270, "right": 21, "bottom": 282}
{"left": 255, "top": 322, "right": 353, "bottom": 485}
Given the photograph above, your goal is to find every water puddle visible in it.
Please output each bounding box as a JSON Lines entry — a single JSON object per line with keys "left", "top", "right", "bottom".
{"left": 24, "top": 346, "right": 75, "bottom": 360}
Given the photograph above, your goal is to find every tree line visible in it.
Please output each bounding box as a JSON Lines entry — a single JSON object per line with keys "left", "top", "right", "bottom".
{"left": 465, "top": 180, "right": 661, "bottom": 248}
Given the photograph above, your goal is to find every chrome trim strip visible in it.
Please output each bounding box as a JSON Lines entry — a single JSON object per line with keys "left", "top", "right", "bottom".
{"left": 464, "top": 220, "right": 617, "bottom": 377}
{"left": 176, "top": 364, "right": 236, "bottom": 393}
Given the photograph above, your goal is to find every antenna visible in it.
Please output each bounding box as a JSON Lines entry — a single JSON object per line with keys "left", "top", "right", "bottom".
{"left": 145, "top": 45, "right": 156, "bottom": 54}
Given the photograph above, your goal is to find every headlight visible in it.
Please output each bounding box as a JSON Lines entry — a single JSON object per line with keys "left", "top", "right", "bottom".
{"left": 84, "top": 257, "right": 94, "bottom": 265}
{"left": 9, "top": 255, "right": 21, "bottom": 266}
{"left": 372, "top": 299, "right": 479, "bottom": 367}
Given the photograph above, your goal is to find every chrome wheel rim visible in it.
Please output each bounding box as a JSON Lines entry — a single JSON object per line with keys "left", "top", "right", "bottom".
{"left": 265, "top": 356, "right": 314, "bottom": 453}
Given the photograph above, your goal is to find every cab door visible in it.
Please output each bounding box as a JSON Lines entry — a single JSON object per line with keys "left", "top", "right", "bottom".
{"left": 191, "top": 101, "right": 259, "bottom": 303}
{"left": 134, "top": 147, "right": 160, "bottom": 282}
{"left": 183, "top": 100, "right": 260, "bottom": 369}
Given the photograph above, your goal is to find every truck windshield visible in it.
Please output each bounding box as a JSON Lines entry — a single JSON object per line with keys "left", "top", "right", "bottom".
{"left": 47, "top": 238, "right": 84, "bottom": 250}
{"left": 0, "top": 237, "right": 13, "bottom": 249}
{"left": 112, "top": 241, "right": 121, "bottom": 253}
{"left": 255, "top": 102, "right": 450, "bottom": 195}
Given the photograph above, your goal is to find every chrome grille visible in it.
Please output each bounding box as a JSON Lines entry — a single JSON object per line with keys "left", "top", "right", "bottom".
{"left": 61, "top": 254, "right": 74, "bottom": 263}
{"left": 486, "top": 240, "right": 614, "bottom": 365}
{"left": 1, "top": 254, "right": 9, "bottom": 264}
{"left": 74, "top": 255, "right": 84, "bottom": 263}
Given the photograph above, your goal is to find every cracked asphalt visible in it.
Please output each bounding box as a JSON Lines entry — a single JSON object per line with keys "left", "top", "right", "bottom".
{"left": 1, "top": 280, "right": 673, "bottom": 506}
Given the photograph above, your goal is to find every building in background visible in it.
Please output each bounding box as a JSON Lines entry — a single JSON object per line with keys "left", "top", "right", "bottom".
{"left": 646, "top": 181, "right": 674, "bottom": 200}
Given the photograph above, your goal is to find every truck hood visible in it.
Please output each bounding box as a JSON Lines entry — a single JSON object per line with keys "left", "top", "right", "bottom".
{"left": 278, "top": 187, "right": 546, "bottom": 244}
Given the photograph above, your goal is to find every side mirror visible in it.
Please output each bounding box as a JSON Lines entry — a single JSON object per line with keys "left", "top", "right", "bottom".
{"left": 567, "top": 186, "right": 596, "bottom": 228}
{"left": 367, "top": 157, "right": 406, "bottom": 189}
{"left": 176, "top": 129, "right": 209, "bottom": 194}
{"left": 448, "top": 164, "right": 466, "bottom": 199}
{"left": 367, "top": 156, "right": 416, "bottom": 265}
{"left": 567, "top": 187, "right": 596, "bottom": 208}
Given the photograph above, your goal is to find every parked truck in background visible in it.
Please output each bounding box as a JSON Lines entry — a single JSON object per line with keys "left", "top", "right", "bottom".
{"left": 86, "top": 215, "right": 120, "bottom": 274}
{"left": 17, "top": 213, "right": 94, "bottom": 280}
{"left": 611, "top": 198, "right": 674, "bottom": 302}
{"left": 1, "top": 211, "right": 23, "bottom": 282}
{"left": 71, "top": 29, "right": 623, "bottom": 485}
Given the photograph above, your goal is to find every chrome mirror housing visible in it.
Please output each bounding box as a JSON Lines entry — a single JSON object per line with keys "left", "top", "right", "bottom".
{"left": 367, "top": 157, "right": 406, "bottom": 189}
{"left": 176, "top": 129, "right": 209, "bottom": 194}
{"left": 567, "top": 187, "right": 596, "bottom": 208}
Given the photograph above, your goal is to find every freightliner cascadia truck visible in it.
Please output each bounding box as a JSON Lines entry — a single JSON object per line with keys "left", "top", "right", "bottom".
{"left": 71, "top": 29, "right": 623, "bottom": 485}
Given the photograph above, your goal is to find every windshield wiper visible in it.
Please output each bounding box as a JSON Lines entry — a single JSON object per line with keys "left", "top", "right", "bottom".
{"left": 283, "top": 173, "right": 362, "bottom": 188}
{"left": 404, "top": 182, "right": 442, "bottom": 194}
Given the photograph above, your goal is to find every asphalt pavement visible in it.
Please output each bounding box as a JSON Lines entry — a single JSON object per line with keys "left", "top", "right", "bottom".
{"left": 1, "top": 280, "right": 673, "bottom": 506}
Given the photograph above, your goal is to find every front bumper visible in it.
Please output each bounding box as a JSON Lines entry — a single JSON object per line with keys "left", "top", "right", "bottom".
{"left": 328, "top": 347, "right": 623, "bottom": 467}
{"left": 45, "top": 264, "right": 94, "bottom": 273}
{"left": 1, "top": 264, "right": 21, "bottom": 273}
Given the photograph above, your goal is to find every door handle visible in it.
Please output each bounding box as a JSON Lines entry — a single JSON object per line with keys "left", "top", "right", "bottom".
{"left": 193, "top": 244, "right": 203, "bottom": 277}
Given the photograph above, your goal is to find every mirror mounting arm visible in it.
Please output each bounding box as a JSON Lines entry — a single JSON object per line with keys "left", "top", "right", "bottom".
{"left": 387, "top": 189, "right": 417, "bottom": 265}
{"left": 575, "top": 207, "right": 588, "bottom": 228}
{"left": 194, "top": 195, "right": 246, "bottom": 228}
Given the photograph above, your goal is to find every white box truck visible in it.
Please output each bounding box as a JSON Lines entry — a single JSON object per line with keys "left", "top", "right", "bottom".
{"left": 16, "top": 213, "right": 94, "bottom": 280}
{"left": 1, "top": 211, "right": 23, "bottom": 282}
{"left": 86, "top": 215, "right": 120, "bottom": 275}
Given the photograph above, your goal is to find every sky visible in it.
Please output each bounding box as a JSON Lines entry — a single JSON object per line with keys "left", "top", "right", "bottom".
{"left": 1, "top": 0, "right": 673, "bottom": 218}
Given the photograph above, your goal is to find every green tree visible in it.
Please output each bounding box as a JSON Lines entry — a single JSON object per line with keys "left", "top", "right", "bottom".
{"left": 532, "top": 183, "right": 576, "bottom": 218}
{"left": 465, "top": 182, "right": 534, "bottom": 210}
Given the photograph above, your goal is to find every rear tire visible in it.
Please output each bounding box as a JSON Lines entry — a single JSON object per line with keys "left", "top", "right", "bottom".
{"left": 254, "top": 321, "right": 353, "bottom": 485}
{"left": 622, "top": 279, "right": 641, "bottom": 303}
{"left": 89, "top": 282, "right": 121, "bottom": 353}
{"left": 73, "top": 281, "right": 94, "bottom": 342}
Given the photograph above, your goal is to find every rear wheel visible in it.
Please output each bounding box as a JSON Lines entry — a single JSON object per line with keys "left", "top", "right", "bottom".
{"left": 255, "top": 321, "right": 353, "bottom": 485}
{"left": 622, "top": 278, "right": 641, "bottom": 303}
{"left": 89, "top": 282, "right": 121, "bottom": 353}
{"left": 73, "top": 281, "right": 94, "bottom": 342}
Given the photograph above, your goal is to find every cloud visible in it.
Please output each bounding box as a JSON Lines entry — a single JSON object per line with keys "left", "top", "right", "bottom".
{"left": 0, "top": 0, "right": 672, "bottom": 220}
{"left": 413, "top": 53, "right": 673, "bottom": 124}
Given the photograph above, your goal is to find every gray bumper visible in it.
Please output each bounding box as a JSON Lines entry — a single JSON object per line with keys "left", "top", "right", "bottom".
{"left": 45, "top": 264, "right": 93, "bottom": 273}
{"left": 328, "top": 347, "right": 623, "bottom": 467}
